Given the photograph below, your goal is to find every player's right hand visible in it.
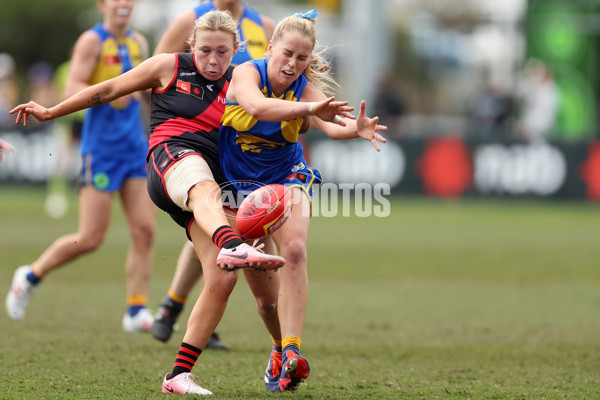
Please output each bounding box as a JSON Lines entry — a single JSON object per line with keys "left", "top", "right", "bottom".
{"left": 9, "top": 101, "right": 52, "bottom": 127}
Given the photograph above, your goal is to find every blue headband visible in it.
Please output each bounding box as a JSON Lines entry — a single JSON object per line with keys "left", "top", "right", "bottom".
{"left": 293, "top": 9, "right": 318, "bottom": 20}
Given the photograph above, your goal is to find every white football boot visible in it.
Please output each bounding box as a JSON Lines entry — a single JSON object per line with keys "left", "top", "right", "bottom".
{"left": 6, "top": 265, "right": 37, "bottom": 321}
{"left": 122, "top": 307, "right": 154, "bottom": 333}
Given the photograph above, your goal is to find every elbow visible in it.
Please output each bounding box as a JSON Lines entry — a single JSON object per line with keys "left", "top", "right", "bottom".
{"left": 244, "top": 102, "right": 263, "bottom": 120}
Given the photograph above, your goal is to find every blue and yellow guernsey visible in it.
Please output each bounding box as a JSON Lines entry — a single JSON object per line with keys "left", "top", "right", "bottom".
{"left": 219, "top": 59, "right": 314, "bottom": 192}
{"left": 194, "top": 1, "right": 268, "bottom": 66}
{"left": 80, "top": 23, "right": 147, "bottom": 159}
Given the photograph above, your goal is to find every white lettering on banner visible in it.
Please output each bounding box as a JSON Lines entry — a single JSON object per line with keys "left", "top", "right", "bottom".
{"left": 474, "top": 143, "right": 567, "bottom": 196}
{"left": 309, "top": 140, "right": 405, "bottom": 187}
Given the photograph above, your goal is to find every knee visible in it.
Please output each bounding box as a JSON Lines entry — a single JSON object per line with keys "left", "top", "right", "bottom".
{"left": 205, "top": 271, "right": 238, "bottom": 300}
{"left": 76, "top": 234, "right": 104, "bottom": 253}
{"left": 281, "top": 239, "right": 307, "bottom": 266}
{"left": 256, "top": 298, "right": 277, "bottom": 316}
{"left": 132, "top": 221, "right": 155, "bottom": 249}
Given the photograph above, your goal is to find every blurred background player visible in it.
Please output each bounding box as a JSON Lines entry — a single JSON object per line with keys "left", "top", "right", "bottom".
{"left": 6, "top": 0, "right": 156, "bottom": 333}
{"left": 44, "top": 59, "right": 86, "bottom": 219}
{"left": 150, "top": 0, "right": 274, "bottom": 349}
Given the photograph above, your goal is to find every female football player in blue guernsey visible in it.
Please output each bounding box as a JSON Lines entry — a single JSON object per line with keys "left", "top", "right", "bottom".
{"left": 6, "top": 0, "right": 157, "bottom": 333}
{"left": 219, "top": 10, "right": 387, "bottom": 392}
{"left": 150, "top": 0, "right": 276, "bottom": 347}
{"left": 10, "top": 10, "right": 290, "bottom": 395}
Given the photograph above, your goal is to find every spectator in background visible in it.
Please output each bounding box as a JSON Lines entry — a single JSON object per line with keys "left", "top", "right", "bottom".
{"left": 467, "top": 82, "right": 510, "bottom": 139}
{"left": 25, "top": 62, "right": 59, "bottom": 126}
{"left": 515, "top": 59, "right": 560, "bottom": 143}
{"left": 0, "top": 53, "right": 18, "bottom": 128}
{"left": 372, "top": 71, "right": 406, "bottom": 138}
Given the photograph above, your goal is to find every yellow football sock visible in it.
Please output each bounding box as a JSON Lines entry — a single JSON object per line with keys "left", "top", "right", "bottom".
{"left": 168, "top": 288, "right": 187, "bottom": 304}
{"left": 271, "top": 336, "right": 283, "bottom": 349}
{"left": 282, "top": 336, "right": 302, "bottom": 352}
{"left": 127, "top": 294, "right": 147, "bottom": 307}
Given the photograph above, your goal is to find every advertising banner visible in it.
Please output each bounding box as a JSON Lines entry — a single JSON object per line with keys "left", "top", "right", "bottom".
{"left": 2, "top": 129, "right": 600, "bottom": 202}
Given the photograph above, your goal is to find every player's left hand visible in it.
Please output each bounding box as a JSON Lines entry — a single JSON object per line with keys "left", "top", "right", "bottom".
{"left": 356, "top": 100, "right": 387, "bottom": 151}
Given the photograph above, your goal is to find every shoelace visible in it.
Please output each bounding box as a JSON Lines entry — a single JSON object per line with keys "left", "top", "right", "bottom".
{"left": 270, "top": 351, "right": 283, "bottom": 377}
{"left": 180, "top": 373, "right": 196, "bottom": 387}
{"left": 251, "top": 239, "right": 266, "bottom": 253}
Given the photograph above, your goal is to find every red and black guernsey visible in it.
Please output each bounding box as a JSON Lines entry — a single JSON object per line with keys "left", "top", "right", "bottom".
{"left": 147, "top": 52, "right": 233, "bottom": 164}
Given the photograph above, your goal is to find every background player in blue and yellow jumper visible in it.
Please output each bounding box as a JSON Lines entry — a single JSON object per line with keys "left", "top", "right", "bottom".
{"left": 154, "top": 0, "right": 274, "bottom": 64}
{"left": 219, "top": 10, "right": 387, "bottom": 392}
{"left": 150, "top": 0, "right": 275, "bottom": 347}
{"left": 6, "top": 0, "right": 156, "bottom": 333}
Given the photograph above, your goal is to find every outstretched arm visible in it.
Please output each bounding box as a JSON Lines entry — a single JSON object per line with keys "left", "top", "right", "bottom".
{"left": 229, "top": 63, "right": 355, "bottom": 122}
{"left": 10, "top": 54, "right": 174, "bottom": 127}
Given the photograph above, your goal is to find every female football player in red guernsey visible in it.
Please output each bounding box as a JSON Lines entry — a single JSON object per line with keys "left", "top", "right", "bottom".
{"left": 10, "top": 10, "right": 287, "bottom": 395}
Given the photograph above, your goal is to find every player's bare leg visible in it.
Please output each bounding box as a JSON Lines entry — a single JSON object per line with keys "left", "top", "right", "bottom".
{"left": 270, "top": 188, "right": 311, "bottom": 391}
{"left": 152, "top": 241, "right": 206, "bottom": 343}
{"left": 119, "top": 179, "right": 156, "bottom": 332}
{"left": 7, "top": 186, "right": 112, "bottom": 321}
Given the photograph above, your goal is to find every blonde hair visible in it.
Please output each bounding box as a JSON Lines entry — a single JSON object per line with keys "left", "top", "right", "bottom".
{"left": 271, "top": 15, "right": 337, "bottom": 95}
{"left": 187, "top": 10, "right": 239, "bottom": 49}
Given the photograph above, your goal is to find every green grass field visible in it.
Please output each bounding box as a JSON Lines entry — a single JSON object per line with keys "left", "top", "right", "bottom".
{"left": 0, "top": 186, "right": 599, "bottom": 399}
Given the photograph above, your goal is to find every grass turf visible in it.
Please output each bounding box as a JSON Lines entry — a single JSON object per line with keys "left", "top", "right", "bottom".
{"left": 0, "top": 186, "right": 599, "bottom": 399}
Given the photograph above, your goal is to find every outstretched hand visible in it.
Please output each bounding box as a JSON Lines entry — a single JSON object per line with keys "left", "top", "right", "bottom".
{"left": 9, "top": 101, "right": 52, "bottom": 127}
{"left": 0, "top": 138, "right": 15, "bottom": 163}
{"left": 310, "top": 97, "right": 355, "bottom": 126}
{"left": 356, "top": 100, "right": 387, "bottom": 151}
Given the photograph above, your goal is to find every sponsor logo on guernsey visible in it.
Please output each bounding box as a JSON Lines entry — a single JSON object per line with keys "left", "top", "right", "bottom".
{"left": 176, "top": 80, "right": 190, "bottom": 94}
{"left": 291, "top": 162, "right": 305, "bottom": 173}
{"left": 206, "top": 84, "right": 214, "bottom": 92}
{"left": 176, "top": 80, "right": 204, "bottom": 99}
{"left": 179, "top": 71, "right": 196, "bottom": 76}
{"left": 103, "top": 55, "right": 121, "bottom": 65}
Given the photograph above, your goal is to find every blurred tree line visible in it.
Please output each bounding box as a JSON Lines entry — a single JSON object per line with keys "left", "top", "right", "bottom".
{"left": 0, "top": 0, "right": 96, "bottom": 83}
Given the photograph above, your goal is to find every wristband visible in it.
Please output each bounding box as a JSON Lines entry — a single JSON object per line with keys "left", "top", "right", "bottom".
{"left": 306, "top": 102, "right": 316, "bottom": 115}
{"left": 330, "top": 115, "right": 343, "bottom": 125}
